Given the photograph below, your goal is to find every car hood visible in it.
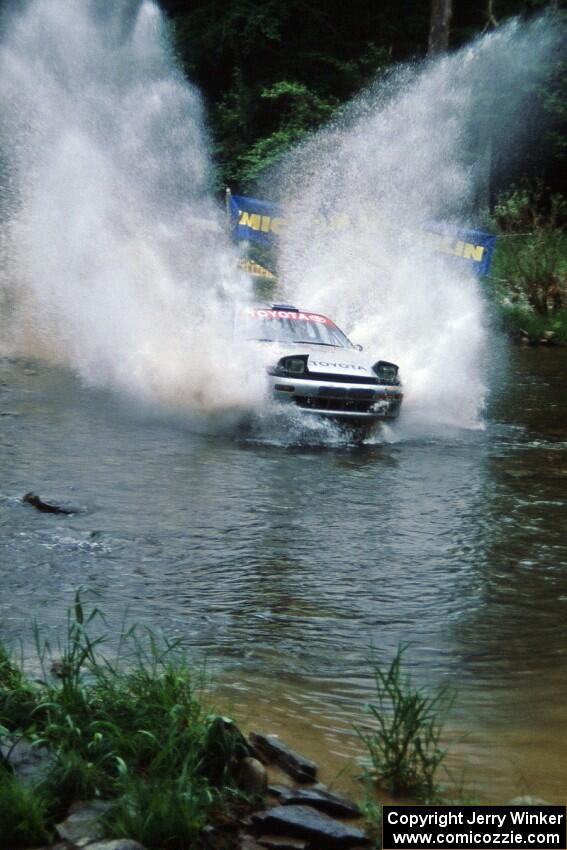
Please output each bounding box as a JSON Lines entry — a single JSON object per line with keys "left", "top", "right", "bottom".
{"left": 255, "top": 342, "right": 380, "bottom": 380}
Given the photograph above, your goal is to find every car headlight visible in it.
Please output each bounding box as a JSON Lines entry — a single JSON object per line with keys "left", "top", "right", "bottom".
{"left": 373, "top": 360, "right": 400, "bottom": 384}
{"left": 270, "top": 355, "right": 308, "bottom": 377}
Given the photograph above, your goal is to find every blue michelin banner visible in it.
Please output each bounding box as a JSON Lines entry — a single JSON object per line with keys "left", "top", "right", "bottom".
{"left": 228, "top": 192, "right": 496, "bottom": 276}
{"left": 229, "top": 193, "right": 284, "bottom": 247}
{"left": 424, "top": 221, "right": 496, "bottom": 277}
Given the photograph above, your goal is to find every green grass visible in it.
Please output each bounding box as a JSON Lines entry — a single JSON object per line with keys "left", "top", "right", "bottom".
{"left": 0, "top": 593, "right": 252, "bottom": 849}
{"left": 0, "top": 645, "right": 41, "bottom": 739}
{"left": 358, "top": 781, "right": 383, "bottom": 845}
{"left": 103, "top": 772, "right": 214, "bottom": 850}
{"left": 0, "top": 766, "right": 51, "bottom": 848}
{"left": 355, "top": 645, "right": 453, "bottom": 800}
{"left": 0, "top": 643, "right": 23, "bottom": 690}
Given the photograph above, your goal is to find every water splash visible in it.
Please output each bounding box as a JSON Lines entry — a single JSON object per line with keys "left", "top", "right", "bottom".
{"left": 0, "top": 0, "right": 261, "bottom": 416}
{"left": 272, "top": 17, "right": 562, "bottom": 433}
{"left": 0, "top": 5, "right": 561, "bottom": 441}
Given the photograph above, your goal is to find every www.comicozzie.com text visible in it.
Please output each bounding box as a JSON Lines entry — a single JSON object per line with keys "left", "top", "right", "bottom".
{"left": 383, "top": 806, "right": 566, "bottom": 849}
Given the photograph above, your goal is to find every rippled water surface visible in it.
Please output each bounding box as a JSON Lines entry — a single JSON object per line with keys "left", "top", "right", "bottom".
{"left": 1, "top": 348, "right": 566, "bottom": 802}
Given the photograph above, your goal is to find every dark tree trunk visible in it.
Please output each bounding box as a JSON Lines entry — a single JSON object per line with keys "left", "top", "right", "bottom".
{"left": 428, "top": 0, "right": 452, "bottom": 55}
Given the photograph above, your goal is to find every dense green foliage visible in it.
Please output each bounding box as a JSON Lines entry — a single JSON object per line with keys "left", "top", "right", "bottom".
{"left": 483, "top": 182, "right": 567, "bottom": 342}
{"left": 0, "top": 770, "right": 51, "bottom": 848}
{"left": 162, "top": 0, "right": 566, "bottom": 195}
{"left": 491, "top": 185, "right": 567, "bottom": 313}
{"left": 0, "top": 595, "right": 251, "bottom": 849}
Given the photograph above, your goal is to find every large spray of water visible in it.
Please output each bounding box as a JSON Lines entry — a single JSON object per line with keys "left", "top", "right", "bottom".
{"left": 273, "top": 18, "right": 561, "bottom": 432}
{"left": 0, "top": 2, "right": 561, "bottom": 436}
{"left": 0, "top": 0, "right": 260, "bottom": 416}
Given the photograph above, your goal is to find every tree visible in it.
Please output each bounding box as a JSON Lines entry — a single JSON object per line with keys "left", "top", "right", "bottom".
{"left": 161, "top": 0, "right": 565, "bottom": 198}
{"left": 428, "top": 0, "right": 452, "bottom": 54}
{"left": 162, "top": 0, "right": 426, "bottom": 189}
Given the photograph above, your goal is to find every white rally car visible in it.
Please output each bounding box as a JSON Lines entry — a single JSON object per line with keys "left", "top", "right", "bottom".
{"left": 239, "top": 303, "right": 403, "bottom": 428}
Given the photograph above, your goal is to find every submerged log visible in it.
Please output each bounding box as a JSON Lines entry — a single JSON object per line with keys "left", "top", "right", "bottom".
{"left": 23, "top": 491, "right": 73, "bottom": 515}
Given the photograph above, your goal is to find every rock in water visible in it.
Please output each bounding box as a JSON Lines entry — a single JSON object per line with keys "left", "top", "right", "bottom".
{"left": 252, "top": 805, "right": 371, "bottom": 848}
{"left": 237, "top": 756, "right": 268, "bottom": 797}
{"left": 257, "top": 836, "right": 309, "bottom": 849}
{"left": 0, "top": 736, "right": 55, "bottom": 785}
{"left": 79, "top": 842, "right": 147, "bottom": 850}
{"left": 269, "top": 785, "right": 360, "bottom": 818}
{"left": 249, "top": 733, "right": 317, "bottom": 782}
{"left": 202, "top": 716, "right": 251, "bottom": 785}
{"left": 55, "top": 800, "right": 113, "bottom": 844}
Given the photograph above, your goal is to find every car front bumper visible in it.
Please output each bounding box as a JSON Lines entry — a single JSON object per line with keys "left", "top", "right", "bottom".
{"left": 270, "top": 375, "right": 403, "bottom": 422}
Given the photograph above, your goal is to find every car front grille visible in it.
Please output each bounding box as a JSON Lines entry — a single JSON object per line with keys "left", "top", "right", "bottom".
{"left": 293, "top": 395, "right": 375, "bottom": 413}
{"left": 304, "top": 371, "right": 378, "bottom": 385}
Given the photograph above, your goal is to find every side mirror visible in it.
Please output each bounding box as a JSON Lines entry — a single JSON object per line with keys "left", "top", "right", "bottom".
{"left": 354, "top": 343, "right": 363, "bottom": 351}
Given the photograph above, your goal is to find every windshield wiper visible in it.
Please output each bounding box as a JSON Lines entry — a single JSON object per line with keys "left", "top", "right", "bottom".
{"left": 290, "top": 341, "right": 341, "bottom": 347}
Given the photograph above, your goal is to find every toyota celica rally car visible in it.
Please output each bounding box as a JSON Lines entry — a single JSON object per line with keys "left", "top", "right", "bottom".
{"left": 238, "top": 303, "right": 403, "bottom": 427}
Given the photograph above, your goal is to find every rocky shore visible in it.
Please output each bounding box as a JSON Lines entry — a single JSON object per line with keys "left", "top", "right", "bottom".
{"left": 2, "top": 727, "right": 374, "bottom": 850}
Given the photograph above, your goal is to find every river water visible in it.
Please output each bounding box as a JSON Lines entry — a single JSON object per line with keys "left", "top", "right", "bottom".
{"left": 1, "top": 346, "right": 566, "bottom": 803}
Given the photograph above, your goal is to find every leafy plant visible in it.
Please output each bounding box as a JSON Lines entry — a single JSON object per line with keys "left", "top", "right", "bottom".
{"left": 355, "top": 645, "right": 453, "bottom": 799}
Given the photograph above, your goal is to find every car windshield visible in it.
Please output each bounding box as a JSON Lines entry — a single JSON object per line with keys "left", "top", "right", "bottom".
{"left": 239, "top": 309, "right": 353, "bottom": 348}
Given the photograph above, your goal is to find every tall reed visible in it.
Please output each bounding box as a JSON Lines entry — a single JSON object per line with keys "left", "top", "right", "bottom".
{"left": 355, "top": 645, "right": 453, "bottom": 799}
